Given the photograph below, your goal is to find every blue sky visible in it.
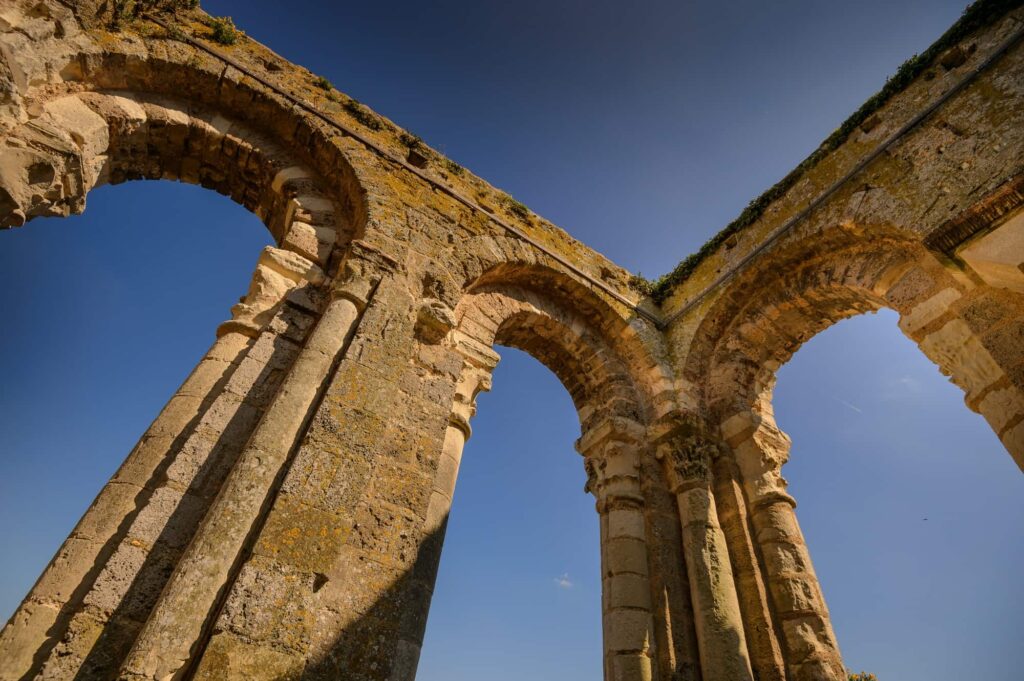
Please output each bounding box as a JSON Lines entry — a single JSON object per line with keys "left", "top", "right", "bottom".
{"left": 1, "top": 1, "right": 1022, "bottom": 679}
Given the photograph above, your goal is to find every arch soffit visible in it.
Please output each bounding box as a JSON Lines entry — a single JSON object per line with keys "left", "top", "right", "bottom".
{"left": 11, "top": 91, "right": 346, "bottom": 235}
{"left": 453, "top": 261, "right": 675, "bottom": 430}
{"left": 685, "top": 235, "right": 943, "bottom": 420}
{"left": 0, "top": 6, "right": 412, "bottom": 241}
{"left": 455, "top": 287, "right": 648, "bottom": 431}
{"left": 464, "top": 250, "right": 672, "bottom": 377}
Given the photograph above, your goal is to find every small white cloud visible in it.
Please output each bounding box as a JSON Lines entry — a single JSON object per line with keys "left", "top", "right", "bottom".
{"left": 554, "top": 573, "right": 573, "bottom": 589}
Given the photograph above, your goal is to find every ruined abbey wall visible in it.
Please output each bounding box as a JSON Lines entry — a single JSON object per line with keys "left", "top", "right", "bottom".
{"left": 1, "top": 1, "right": 1022, "bottom": 680}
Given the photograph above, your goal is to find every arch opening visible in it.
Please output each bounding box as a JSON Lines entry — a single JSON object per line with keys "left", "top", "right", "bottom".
{"left": 698, "top": 242, "right": 1024, "bottom": 681}
{"left": 417, "top": 346, "right": 603, "bottom": 680}
{"left": 771, "top": 310, "right": 1024, "bottom": 680}
{"left": 440, "top": 275, "right": 676, "bottom": 681}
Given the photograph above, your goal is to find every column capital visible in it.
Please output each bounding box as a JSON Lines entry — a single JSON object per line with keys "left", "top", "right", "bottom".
{"left": 451, "top": 330, "right": 502, "bottom": 372}
{"left": 219, "top": 246, "right": 327, "bottom": 338}
{"left": 657, "top": 433, "right": 721, "bottom": 493}
{"left": 574, "top": 415, "right": 645, "bottom": 458}
{"left": 720, "top": 408, "right": 795, "bottom": 505}
{"left": 448, "top": 362, "right": 495, "bottom": 441}
{"left": 576, "top": 417, "right": 646, "bottom": 508}
{"left": 653, "top": 414, "right": 726, "bottom": 493}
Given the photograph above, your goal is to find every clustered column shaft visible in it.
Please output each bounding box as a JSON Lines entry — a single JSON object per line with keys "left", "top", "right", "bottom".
{"left": 119, "top": 248, "right": 384, "bottom": 681}
{"left": 0, "top": 330, "right": 250, "bottom": 680}
{"left": 657, "top": 427, "right": 754, "bottom": 681}
{"left": 710, "top": 455, "right": 786, "bottom": 681}
{"left": 723, "top": 408, "right": 845, "bottom": 681}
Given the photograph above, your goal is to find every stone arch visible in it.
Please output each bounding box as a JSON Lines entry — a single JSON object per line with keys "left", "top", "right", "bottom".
{"left": 457, "top": 286, "right": 649, "bottom": 425}
{"left": 2, "top": 89, "right": 362, "bottom": 328}
{"left": 693, "top": 232, "right": 1024, "bottom": 466}
{"left": 681, "top": 223, "right": 900, "bottom": 397}
{"left": 680, "top": 232, "right": 1024, "bottom": 681}
{"left": 443, "top": 270, "right": 664, "bottom": 680}
{"left": 0, "top": 0, "right": 375, "bottom": 232}
{"left": 431, "top": 251, "right": 747, "bottom": 681}
{"left": 0, "top": 49, "right": 384, "bottom": 680}
{"left": 452, "top": 240, "right": 680, "bottom": 410}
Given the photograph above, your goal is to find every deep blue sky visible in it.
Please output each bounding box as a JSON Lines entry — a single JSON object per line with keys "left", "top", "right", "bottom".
{"left": 2, "top": 2, "right": 1022, "bottom": 680}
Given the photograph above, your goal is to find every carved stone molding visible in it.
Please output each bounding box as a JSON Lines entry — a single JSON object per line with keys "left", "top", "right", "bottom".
{"left": 576, "top": 416, "right": 646, "bottom": 510}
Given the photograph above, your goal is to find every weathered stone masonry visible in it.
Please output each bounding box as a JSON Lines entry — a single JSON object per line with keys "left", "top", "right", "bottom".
{"left": 1, "top": 1, "right": 1022, "bottom": 679}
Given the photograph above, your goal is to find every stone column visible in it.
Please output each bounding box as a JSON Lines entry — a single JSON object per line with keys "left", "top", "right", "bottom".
{"left": 171, "top": 260, "right": 467, "bottom": 680}
{"left": 119, "top": 245, "right": 388, "bottom": 681}
{"left": 638, "top": 456, "right": 703, "bottom": 681}
{"left": 577, "top": 417, "right": 658, "bottom": 681}
{"left": 1, "top": 245, "right": 327, "bottom": 680}
{"left": 0, "top": 330, "right": 250, "bottom": 681}
{"left": 656, "top": 426, "right": 754, "bottom": 681}
{"left": 710, "top": 454, "right": 786, "bottom": 681}
{"left": 721, "top": 405, "right": 845, "bottom": 681}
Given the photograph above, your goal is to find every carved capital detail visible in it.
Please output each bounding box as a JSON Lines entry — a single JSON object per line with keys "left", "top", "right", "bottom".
{"left": 448, "top": 363, "right": 495, "bottom": 441}
{"left": 219, "top": 246, "right": 326, "bottom": 338}
{"left": 576, "top": 417, "right": 646, "bottom": 509}
{"left": 655, "top": 413, "right": 727, "bottom": 493}
{"left": 658, "top": 434, "right": 721, "bottom": 489}
{"left": 723, "top": 407, "right": 796, "bottom": 506}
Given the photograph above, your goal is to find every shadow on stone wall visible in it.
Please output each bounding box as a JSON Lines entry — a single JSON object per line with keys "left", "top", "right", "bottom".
{"left": 28, "top": 323, "right": 307, "bottom": 681}
{"left": 294, "top": 520, "right": 446, "bottom": 681}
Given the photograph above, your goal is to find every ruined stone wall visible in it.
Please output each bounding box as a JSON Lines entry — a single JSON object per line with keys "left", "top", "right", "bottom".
{"left": 0, "top": 1, "right": 1021, "bottom": 680}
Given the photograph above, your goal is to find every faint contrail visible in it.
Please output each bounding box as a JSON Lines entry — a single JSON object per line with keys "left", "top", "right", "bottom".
{"left": 833, "top": 397, "right": 863, "bottom": 414}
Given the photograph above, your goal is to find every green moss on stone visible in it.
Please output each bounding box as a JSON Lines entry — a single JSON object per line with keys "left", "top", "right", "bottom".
{"left": 209, "top": 15, "right": 239, "bottom": 45}
{"left": 503, "top": 195, "right": 530, "bottom": 220}
{"left": 342, "top": 99, "right": 383, "bottom": 131}
{"left": 444, "top": 158, "right": 464, "bottom": 176}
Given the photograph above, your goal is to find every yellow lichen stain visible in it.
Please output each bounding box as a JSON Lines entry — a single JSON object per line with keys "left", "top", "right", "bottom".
{"left": 282, "top": 526, "right": 301, "bottom": 546}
